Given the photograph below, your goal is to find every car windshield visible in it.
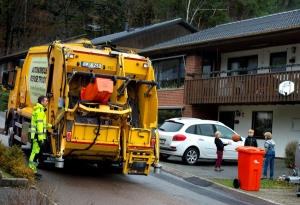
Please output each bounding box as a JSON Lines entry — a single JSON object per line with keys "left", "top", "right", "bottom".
{"left": 159, "top": 121, "right": 184, "bottom": 132}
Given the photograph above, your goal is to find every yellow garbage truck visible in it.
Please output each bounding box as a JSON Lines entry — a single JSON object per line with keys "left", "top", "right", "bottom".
{"left": 2, "top": 40, "right": 161, "bottom": 175}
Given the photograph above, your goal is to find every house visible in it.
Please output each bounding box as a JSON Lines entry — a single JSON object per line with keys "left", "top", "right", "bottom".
{"left": 139, "top": 9, "right": 300, "bottom": 158}
{"left": 90, "top": 18, "right": 199, "bottom": 51}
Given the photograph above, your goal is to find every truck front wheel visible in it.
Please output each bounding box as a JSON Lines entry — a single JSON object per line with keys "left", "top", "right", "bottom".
{"left": 8, "top": 127, "right": 21, "bottom": 147}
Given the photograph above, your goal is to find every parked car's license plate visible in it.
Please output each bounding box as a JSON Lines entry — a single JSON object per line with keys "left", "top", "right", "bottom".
{"left": 159, "top": 139, "right": 165, "bottom": 144}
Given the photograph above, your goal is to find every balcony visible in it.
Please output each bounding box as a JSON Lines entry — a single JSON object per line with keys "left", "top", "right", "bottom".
{"left": 185, "top": 71, "right": 300, "bottom": 105}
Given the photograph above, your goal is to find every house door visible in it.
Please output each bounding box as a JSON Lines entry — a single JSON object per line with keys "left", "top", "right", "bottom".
{"left": 219, "top": 111, "right": 235, "bottom": 130}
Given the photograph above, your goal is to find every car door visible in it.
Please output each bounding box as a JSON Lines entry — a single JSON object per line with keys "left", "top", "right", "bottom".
{"left": 214, "top": 124, "right": 243, "bottom": 159}
{"left": 196, "top": 124, "right": 216, "bottom": 158}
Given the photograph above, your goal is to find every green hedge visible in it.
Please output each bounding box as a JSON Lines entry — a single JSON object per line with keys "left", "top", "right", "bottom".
{"left": 0, "top": 84, "right": 9, "bottom": 111}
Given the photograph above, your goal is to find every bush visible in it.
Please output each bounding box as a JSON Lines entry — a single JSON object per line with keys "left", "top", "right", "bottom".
{"left": 284, "top": 140, "right": 298, "bottom": 168}
{"left": 0, "top": 141, "right": 8, "bottom": 164}
{"left": 0, "top": 142, "right": 35, "bottom": 184}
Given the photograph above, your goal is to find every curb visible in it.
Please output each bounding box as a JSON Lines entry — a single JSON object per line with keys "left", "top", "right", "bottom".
{"left": 0, "top": 171, "right": 29, "bottom": 187}
{"left": 0, "top": 171, "right": 57, "bottom": 205}
{"left": 161, "top": 165, "right": 282, "bottom": 205}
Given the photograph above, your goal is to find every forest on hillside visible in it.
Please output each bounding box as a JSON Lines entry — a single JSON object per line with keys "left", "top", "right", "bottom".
{"left": 0, "top": 0, "right": 300, "bottom": 57}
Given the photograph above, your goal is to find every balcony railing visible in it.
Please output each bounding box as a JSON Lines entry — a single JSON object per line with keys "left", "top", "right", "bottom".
{"left": 185, "top": 71, "right": 300, "bottom": 104}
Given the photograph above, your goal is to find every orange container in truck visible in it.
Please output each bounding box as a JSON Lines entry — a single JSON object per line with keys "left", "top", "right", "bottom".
{"left": 81, "top": 78, "right": 113, "bottom": 105}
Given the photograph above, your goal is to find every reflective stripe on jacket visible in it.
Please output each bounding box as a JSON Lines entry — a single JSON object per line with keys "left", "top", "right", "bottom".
{"left": 31, "top": 103, "right": 52, "bottom": 141}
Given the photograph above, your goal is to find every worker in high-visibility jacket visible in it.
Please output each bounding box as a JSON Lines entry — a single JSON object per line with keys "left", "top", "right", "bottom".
{"left": 29, "top": 95, "right": 53, "bottom": 179}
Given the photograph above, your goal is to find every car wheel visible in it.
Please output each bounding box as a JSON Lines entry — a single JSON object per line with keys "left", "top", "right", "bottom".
{"left": 160, "top": 153, "right": 170, "bottom": 160}
{"left": 182, "top": 147, "right": 199, "bottom": 165}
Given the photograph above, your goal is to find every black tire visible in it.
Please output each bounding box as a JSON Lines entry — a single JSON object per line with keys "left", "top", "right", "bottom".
{"left": 182, "top": 147, "right": 199, "bottom": 165}
{"left": 8, "top": 127, "right": 21, "bottom": 147}
{"left": 8, "top": 127, "right": 14, "bottom": 147}
{"left": 233, "top": 179, "right": 240, "bottom": 188}
{"left": 160, "top": 153, "right": 170, "bottom": 160}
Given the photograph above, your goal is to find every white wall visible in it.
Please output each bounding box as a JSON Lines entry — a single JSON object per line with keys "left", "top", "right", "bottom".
{"left": 219, "top": 105, "right": 300, "bottom": 158}
{"left": 220, "top": 43, "right": 300, "bottom": 77}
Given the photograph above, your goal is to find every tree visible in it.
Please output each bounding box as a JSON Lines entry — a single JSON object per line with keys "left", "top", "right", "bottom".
{"left": 181, "top": 0, "right": 206, "bottom": 24}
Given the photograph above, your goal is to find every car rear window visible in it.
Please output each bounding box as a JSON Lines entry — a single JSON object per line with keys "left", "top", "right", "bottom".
{"left": 159, "top": 121, "right": 184, "bottom": 132}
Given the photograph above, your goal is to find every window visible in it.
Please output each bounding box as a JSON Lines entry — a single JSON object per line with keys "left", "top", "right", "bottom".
{"left": 252, "top": 111, "right": 273, "bottom": 139}
{"left": 186, "top": 125, "right": 196, "bottom": 134}
{"left": 202, "top": 59, "right": 215, "bottom": 78}
{"left": 185, "top": 125, "right": 201, "bottom": 135}
{"left": 153, "top": 57, "right": 185, "bottom": 89}
{"left": 158, "top": 121, "right": 184, "bottom": 132}
{"left": 215, "top": 125, "right": 235, "bottom": 140}
{"left": 228, "top": 55, "right": 258, "bottom": 76}
{"left": 198, "top": 124, "right": 215, "bottom": 137}
{"left": 270, "top": 52, "right": 287, "bottom": 72}
{"left": 158, "top": 108, "right": 183, "bottom": 126}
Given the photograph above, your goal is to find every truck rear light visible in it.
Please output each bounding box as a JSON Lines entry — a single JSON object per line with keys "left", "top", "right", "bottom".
{"left": 143, "top": 63, "right": 149, "bottom": 68}
{"left": 172, "top": 134, "right": 186, "bottom": 141}
{"left": 67, "top": 52, "right": 74, "bottom": 59}
{"left": 66, "top": 132, "right": 72, "bottom": 142}
{"left": 150, "top": 138, "right": 155, "bottom": 148}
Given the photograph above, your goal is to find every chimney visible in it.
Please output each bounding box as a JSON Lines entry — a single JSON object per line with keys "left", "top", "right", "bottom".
{"left": 124, "top": 21, "right": 128, "bottom": 31}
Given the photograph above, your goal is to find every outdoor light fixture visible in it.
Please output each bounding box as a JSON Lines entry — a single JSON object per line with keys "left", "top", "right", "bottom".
{"left": 236, "top": 110, "right": 241, "bottom": 117}
{"left": 291, "top": 47, "right": 296, "bottom": 53}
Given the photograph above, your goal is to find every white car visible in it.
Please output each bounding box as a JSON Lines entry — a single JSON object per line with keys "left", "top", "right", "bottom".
{"left": 158, "top": 118, "right": 245, "bottom": 165}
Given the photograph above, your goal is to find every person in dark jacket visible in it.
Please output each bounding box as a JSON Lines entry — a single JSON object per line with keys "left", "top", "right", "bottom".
{"left": 214, "top": 131, "right": 232, "bottom": 171}
{"left": 244, "top": 129, "right": 258, "bottom": 147}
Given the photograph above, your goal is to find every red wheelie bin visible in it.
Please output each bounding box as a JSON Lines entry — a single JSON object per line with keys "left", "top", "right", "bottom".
{"left": 234, "top": 146, "right": 266, "bottom": 191}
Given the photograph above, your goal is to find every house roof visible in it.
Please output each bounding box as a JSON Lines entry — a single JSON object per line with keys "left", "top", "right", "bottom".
{"left": 90, "top": 18, "right": 199, "bottom": 45}
{"left": 139, "top": 9, "right": 300, "bottom": 54}
{"left": 0, "top": 34, "right": 88, "bottom": 62}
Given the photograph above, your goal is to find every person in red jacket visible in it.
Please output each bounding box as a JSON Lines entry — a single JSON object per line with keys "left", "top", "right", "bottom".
{"left": 214, "top": 131, "right": 232, "bottom": 171}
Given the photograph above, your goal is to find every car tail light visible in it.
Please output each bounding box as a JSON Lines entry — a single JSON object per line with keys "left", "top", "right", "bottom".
{"left": 151, "top": 138, "right": 155, "bottom": 148}
{"left": 66, "top": 132, "right": 72, "bottom": 142}
{"left": 172, "top": 134, "right": 186, "bottom": 141}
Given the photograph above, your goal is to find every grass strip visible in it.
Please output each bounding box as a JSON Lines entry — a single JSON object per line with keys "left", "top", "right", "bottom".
{"left": 211, "top": 178, "right": 296, "bottom": 189}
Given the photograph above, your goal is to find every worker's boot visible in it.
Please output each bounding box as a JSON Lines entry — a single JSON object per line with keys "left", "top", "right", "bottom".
{"left": 35, "top": 173, "right": 42, "bottom": 180}
{"left": 261, "top": 175, "right": 267, "bottom": 180}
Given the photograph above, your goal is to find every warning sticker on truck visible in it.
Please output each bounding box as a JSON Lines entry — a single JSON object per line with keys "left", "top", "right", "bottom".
{"left": 28, "top": 57, "right": 48, "bottom": 104}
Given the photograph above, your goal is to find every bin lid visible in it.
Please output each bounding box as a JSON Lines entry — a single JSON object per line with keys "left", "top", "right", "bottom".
{"left": 235, "top": 146, "right": 266, "bottom": 154}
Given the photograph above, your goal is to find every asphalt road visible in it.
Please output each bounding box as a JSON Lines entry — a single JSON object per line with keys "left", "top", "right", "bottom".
{"left": 30, "top": 160, "right": 276, "bottom": 205}
{"left": 0, "top": 132, "right": 276, "bottom": 205}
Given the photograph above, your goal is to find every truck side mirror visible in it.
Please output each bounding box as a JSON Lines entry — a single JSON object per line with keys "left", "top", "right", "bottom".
{"left": 2, "top": 71, "right": 9, "bottom": 88}
{"left": 2, "top": 70, "right": 17, "bottom": 90}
